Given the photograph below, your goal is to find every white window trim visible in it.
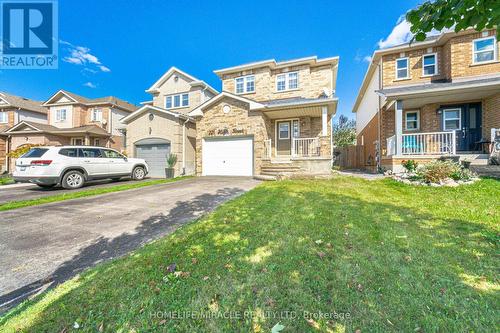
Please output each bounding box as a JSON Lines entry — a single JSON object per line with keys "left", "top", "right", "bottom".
{"left": 472, "top": 36, "right": 497, "bottom": 64}
{"left": 404, "top": 110, "right": 420, "bottom": 131}
{"left": 395, "top": 57, "right": 410, "bottom": 80}
{"left": 443, "top": 108, "right": 462, "bottom": 131}
{"left": 71, "top": 137, "right": 84, "bottom": 146}
{"left": 91, "top": 108, "right": 102, "bottom": 122}
{"left": 55, "top": 109, "right": 67, "bottom": 122}
{"left": 276, "top": 71, "right": 299, "bottom": 92}
{"left": 234, "top": 75, "right": 255, "bottom": 94}
{"left": 278, "top": 122, "right": 291, "bottom": 140}
{"left": 422, "top": 53, "right": 438, "bottom": 77}
{"left": 0, "top": 111, "right": 7, "bottom": 123}
{"left": 165, "top": 93, "right": 189, "bottom": 109}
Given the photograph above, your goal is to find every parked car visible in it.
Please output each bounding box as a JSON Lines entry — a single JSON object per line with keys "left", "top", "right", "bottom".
{"left": 13, "top": 146, "right": 149, "bottom": 189}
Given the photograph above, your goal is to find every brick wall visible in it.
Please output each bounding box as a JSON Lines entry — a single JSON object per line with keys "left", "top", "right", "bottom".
{"left": 483, "top": 93, "right": 500, "bottom": 139}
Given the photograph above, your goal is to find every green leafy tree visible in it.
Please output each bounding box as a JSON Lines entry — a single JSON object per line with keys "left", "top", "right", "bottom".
{"left": 332, "top": 115, "right": 356, "bottom": 148}
{"left": 406, "top": 0, "right": 499, "bottom": 41}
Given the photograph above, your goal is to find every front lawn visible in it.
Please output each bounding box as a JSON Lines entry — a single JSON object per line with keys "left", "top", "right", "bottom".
{"left": 1, "top": 176, "right": 498, "bottom": 332}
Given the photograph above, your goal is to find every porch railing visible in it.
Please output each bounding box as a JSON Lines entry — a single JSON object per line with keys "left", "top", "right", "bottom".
{"left": 263, "top": 139, "right": 272, "bottom": 159}
{"left": 387, "top": 131, "right": 456, "bottom": 156}
{"left": 292, "top": 137, "right": 320, "bottom": 157}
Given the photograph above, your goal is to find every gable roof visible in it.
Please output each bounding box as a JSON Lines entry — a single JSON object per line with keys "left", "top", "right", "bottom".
{"left": 0, "top": 92, "right": 47, "bottom": 114}
{"left": 120, "top": 104, "right": 192, "bottom": 124}
{"left": 188, "top": 91, "right": 265, "bottom": 117}
{"left": 213, "top": 56, "right": 339, "bottom": 76}
{"left": 43, "top": 89, "right": 137, "bottom": 112}
{"left": 145, "top": 66, "right": 218, "bottom": 95}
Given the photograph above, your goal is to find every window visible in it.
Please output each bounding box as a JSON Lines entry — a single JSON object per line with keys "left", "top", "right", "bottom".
{"left": 443, "top": 109, "right": 461, "bottom": 131}
{"left": 102, "top": 149, "right": 123, "bottom": 158}
{"left": 94, "top": 138, "right": 101, "bottom": 146}
{"left": 71, "top": 138, "right": 83, "bottom": 146}
{"left": 59, "top": 148, "right": 79, "bottom": 157}
{"left": 473, "top": 37, "right": 496, "bottom": 63}
{"left": 278, "top": 122, "right": 290, "bottom": 139}
{"left": 276, "top": 72, "right": 299, "bottom": 91}
{"left": 0, "top": 112, "right": 7, "bottom": 123}
{"left": 91, "top": 108, "right": 102, "bottom": 122}
{"left": 55, "top": 109, "right": 67, "bottom": 122}
{"left": 292, "top": 119, "right": 299, "bottom": 138}
{"left": 422, "top": 54, "right": 437, "bottom": 76}
{"left": 234, "top": 75, "right": 255, "bottom": 94}
{"left": 395, "top": 57, "right": 409, "bottom": 79}
{"left": 166, "top": 93, "right": 189, "bottom": 109}
{"left": 81, "top": 148, "right": 103, "bottom": 158}
{"left": 22, "top": 148, "right": 48, "bottom": 158}
{"left": 405, "top": 111, "right": 419, "bottom": 130}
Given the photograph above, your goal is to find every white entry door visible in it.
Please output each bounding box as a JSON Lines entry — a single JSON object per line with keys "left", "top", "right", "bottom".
{"left": 202, "top": 137, "right": 253, "bottom": 176}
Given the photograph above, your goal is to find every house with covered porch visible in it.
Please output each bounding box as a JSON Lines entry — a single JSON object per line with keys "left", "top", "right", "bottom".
{"left": 189, "top": 56, "right": 338, "bottom": 178}
{"left": 353, "top": 29, "right": 500, "bottom": 172}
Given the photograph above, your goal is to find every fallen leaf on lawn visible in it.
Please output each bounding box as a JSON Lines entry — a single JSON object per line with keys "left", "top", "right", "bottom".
{"left": 154, "top": 287, "right": 161, "bottom": 294}
{"left": 59, "top": 328, "right": 68, "bottom": 333}
{"left": 265, "top": 298, "right": 276, "bottom": 307}
{"left": 306, "top": 318, "right": 320, "bottom": 329}
{"left": 271, "top": 322, "right": 285, "bottom": 333}
{"left": 387, "top": 319, "right": 394, "bottom": 326}
{"left": 440, "top": 288, "right": 446, "bottom": 295}
{"left": 317, "top": 251, "right": 326, "bottom": 259}
{"left": 166, "top": 263, "right": 176, "bottom": 273}
{"left": 357, "top": 284, "right": 364, "bottom": 292}
{"left": 315, "top": 239, "right": 323, "bottom": 245}
{"left": 98, "top": 322, "right": 104, "bottom": 332}
{"left": 326, "top": 243, "right": 333, "bottom": 248}
{"left": 404, "top": 255, "right": 412, "bottom": 262}
{"left": 159, "top": 319, "right": 166, "bottom": 325}
{"left": 224, "top": 263, "right": 233, "bottom": 269}
{"left": 203, "top": 276, "right": 210, "bottom": 281}
{"left": 261, "top": 267, "right": 268, "bottom": 273}
{"left": 191, "top": 258, "right": 198, "bottom": 264}
{"left": 173, "top": 271, "right": 190, "bottom": 278}
{"left": 355, "top": 329, "right": 361, "bottom": 333}
{"left": 73, "top": 322, "right": 80, "bottom": 329}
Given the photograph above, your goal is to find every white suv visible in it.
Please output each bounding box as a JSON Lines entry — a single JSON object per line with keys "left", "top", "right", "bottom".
{"left": 13, "top": 146, "right": 149, "bottom": 189}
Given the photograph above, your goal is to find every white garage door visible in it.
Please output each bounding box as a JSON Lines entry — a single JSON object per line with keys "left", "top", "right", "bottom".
{"left": 202, "top": 137, "right": 253, "bottom": 176}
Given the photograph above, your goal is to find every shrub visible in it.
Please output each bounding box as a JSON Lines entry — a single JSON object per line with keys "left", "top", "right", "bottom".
{"left": 166, "top": 153, "right": 177, "bottom": 168}
{"left": 401, "top": 159, "right": 419, "bottom": 173}
{"left": 418, "top": 160, "right": 458, "bottom": 183}
{"left": 7, "top": 144, "right": 41, "bottom": 158}
{"left": 450, "top": 167, "right": 475, "bottom": 181}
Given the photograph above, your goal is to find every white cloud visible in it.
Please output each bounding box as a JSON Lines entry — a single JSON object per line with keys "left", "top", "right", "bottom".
{"left": 378, "top": 16, "right": 412, "bottom": 49}
{"left": 83, "top": 82, "right": 97, "bottom": 88}
{"left": 60, "top": 40, "right": 111, "bottom": 72}
{"left": 363, "top": 55, "right": 372, "bottom": 63}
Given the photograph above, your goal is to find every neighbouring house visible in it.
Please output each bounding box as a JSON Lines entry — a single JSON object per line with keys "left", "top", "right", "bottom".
{"left": 5, "top": 90, "right": 137, "bottom": 171}
{"left": 353, "top": 29, "right": 500, "bottom": 172}
{"left": 189, "top": 56, "right": 338, "bottom": 177}
{"left": 121, "top": 67, "right": 218, "bottom": 177}
{"left": 0, "top": 92, "right": 48, "bottom": 172}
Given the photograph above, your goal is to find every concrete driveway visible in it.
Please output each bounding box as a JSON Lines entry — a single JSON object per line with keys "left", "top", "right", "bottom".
{"left": 0, "top": 176, "right": 259, "bottom": 312}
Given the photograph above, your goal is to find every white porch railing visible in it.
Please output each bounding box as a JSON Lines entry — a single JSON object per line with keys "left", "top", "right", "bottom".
{"left": 264, "top": 139, "right": 272, "bottom": 159}
{"left": 292, "top": 137, "right": 320, "bottom": 157}
{"left": 402, "top": 131, "right": 456, "bottom": 155}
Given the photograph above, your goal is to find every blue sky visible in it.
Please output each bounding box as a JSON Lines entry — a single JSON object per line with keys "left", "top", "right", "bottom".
{"left": 0, "top": 0, "right": 421, "bottom": 119}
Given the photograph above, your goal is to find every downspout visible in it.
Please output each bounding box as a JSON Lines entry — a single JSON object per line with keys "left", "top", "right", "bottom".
{"left": 377, "top": 59, "right": 383, "bottom": 171}
{"left": 181, "top": 117, "right": 189, "bottom": 175}
{"left": 6, "top": 135, "right": 11, "bottom": 174}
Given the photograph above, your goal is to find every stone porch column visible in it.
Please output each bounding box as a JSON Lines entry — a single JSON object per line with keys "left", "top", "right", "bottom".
{"left": 395, "top": 100, "right": 403, "bottom": 156}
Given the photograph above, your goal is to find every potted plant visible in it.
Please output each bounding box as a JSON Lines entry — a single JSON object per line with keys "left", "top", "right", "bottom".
{"left": 165, "top": 153, "right": 177, "bottom": 178}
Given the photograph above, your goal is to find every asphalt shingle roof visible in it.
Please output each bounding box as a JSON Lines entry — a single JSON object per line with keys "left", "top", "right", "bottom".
{"left": 0, "top": 92, "right": 47, "bottom": 114}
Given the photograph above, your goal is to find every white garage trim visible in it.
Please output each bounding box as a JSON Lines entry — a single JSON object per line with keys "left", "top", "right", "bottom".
{"left": 202, "top": 136, "right": 254, "bottom": 176}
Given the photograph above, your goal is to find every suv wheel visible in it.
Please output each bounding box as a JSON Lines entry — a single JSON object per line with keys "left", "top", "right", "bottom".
{"left": 132, "top": 166, "right": 146, "bottom": 180}
{"left": 62, "top": 170, "right": 85, "bottom": 189}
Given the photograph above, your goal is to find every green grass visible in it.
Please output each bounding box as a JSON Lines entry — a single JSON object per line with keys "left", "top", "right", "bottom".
{"left": 1, "top": 176, "right": 499, "bottom": 332}
{"left": 0, "top": 176, "right": 14, "bottom": 186}
{"left": 0, "top": 176, "right": 191, "bottom": 212}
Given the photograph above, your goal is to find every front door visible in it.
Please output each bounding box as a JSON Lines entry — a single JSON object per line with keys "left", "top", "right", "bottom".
{"left": 443, "top": 103, "right": 482, "bottom": 152}
{"left": 276, "top": 121, "right": 291, "bottom": 155}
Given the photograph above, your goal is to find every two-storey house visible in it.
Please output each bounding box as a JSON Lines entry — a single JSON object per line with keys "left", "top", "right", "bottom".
{"left": 5, "top": 89, "right": 136, "bottom": 171}
{"left": 0, "top": 92, "right": 48, "bottom": 172}
{"left": 120, "top": 67, "right": 218, "bottom": 177}
{"left": 189, "top": 56, "right": 339, "bottom": 177}
{"left": 353, "top": 29, "right": 500, "bottom": 172}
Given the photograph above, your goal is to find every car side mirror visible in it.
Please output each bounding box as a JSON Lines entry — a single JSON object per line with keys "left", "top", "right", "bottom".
{"left": 123, "top": 157, "right": 128, "bottom": 161}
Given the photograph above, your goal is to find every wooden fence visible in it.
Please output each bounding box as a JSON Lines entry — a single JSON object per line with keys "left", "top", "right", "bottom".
{"left": 333, "top": 145, "right": 366, "bottom": 170}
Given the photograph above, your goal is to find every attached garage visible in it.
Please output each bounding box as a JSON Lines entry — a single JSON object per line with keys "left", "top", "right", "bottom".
{"left": 135, "top": 138, "right": 171, "bottom": 178}
{"left": 202, "top": 136, "right": 253, "bottom": 176}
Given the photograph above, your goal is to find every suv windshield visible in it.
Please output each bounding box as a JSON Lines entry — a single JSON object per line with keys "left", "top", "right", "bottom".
{"left": 22, "top": 148, "right": 49, "bottom": 158}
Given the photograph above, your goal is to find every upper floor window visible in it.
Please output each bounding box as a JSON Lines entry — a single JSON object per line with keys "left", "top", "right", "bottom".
{"left": 395, "top": 57, "right": 409, "bottom": 79}
{"left": 276, "top": 72, "right": 299, "bottom": 92}
{"left": 91, "top": 108, "right": 102, "bottom": 122}
{"left": 0, "top": 111, "right": 7, "bottom": 123}
{"left": 55, "top": 109, "right": 67, "bottom": 122}
{"left": 422, "top": 54, "right": 437, "bottom": 76}
{"left": 165, "top": 93, "right": 189, "bottom": 109}
{"left": 235, "top": 75, "right": 255, "bottom": 94}
{"left": 405, "top": 111, "right": 419, "bottom": 130}
{"left": 473, "top": 37, "right": 496, "bottom": 64}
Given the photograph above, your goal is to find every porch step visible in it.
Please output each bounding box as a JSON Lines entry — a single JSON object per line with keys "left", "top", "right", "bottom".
{"left": 459, "top": 154, "right": 490, "bottom": 165}
{"left": 253, "top": 174, "right": 277, "bottom": 181}
{"left": 470, "top": 165, "right": 500, "bottom": 178}
{"left": 260, "top": 162, "right": 302, "bottom": 178}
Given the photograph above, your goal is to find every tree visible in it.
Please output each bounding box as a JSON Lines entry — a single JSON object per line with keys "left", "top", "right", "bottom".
{"left": 332, "top": 115, "right": 356, "bottom": 148}
{"left": 406, "top": 0, "right": 499, "bottom": 41}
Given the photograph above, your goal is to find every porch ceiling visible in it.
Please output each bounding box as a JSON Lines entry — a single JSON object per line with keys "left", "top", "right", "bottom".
{"left": 261, "top": 103, "right": 337, "bottom": 119}
{"left": 382, "top": 80, "right": 500, "bottom": 110}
